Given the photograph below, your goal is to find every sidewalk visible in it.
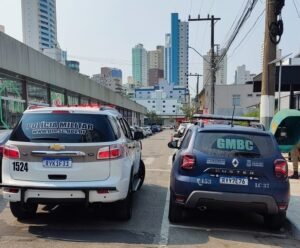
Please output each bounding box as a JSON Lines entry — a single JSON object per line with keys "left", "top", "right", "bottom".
{"left": 287, "top": 162, "right": 300, "bottom": 240}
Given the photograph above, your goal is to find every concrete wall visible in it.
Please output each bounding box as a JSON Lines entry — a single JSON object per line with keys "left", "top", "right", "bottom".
{"left": 0, "top": 32, "right": 146, "bottom": 114}
{"left": 214, "top": 84, "right": 261, "bottom": 116}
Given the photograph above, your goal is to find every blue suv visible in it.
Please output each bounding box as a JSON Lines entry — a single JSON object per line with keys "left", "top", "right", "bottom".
{"left": 168, "top": 123, "right": 290, "bottom": 229}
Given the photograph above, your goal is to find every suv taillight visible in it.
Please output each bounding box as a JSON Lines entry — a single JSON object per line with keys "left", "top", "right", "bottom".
{"left": 181, "top": 154, "right": 195, "bottom": 170}
{"left": 3, "top": 145, "right": 20, "bottom": 159}
{"left": 97, "top": 145, "right": 123, "bottom": 160}
{"left": 274, "top": 159, "right": 288, "bottom": 178}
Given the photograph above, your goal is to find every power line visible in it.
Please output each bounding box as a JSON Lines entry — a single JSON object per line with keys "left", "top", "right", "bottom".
{"left": 229, "top": 8, "right": 265, "bottom": 58}
{"left": 293, "top": 0, "right": 300, "bottom": 18}
{"left": 216, "top": 0, "right": 259, "bottom": 70}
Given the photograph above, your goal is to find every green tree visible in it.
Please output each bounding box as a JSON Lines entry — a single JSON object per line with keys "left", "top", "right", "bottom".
{"left": 145, "top": 111, "right": 163, "bottom": 125}
{"left": 180, "top": 105, "right": 196, "bottom": 120}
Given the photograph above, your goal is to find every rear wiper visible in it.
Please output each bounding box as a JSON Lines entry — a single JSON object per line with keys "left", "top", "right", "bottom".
{"left": 231, "top": 150, "right": 261, "bottom": 157}
{"left": 31, "top": 137, "right": 60, "bottom": 141}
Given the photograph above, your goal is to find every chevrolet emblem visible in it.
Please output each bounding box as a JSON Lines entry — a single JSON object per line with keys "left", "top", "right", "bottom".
{"left": 50, "top": 144, "right": 65, "bottom": 151}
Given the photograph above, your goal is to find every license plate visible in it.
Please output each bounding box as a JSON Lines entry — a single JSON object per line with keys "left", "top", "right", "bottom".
{"left": 220, "top": 176, "right": 248, "bottom": 186}
{"left": 42, "top": 158, "right": 72, "bottom": 168}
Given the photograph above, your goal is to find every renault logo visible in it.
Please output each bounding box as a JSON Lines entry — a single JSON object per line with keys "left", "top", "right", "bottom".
{"left": 50, "top": 144, "right": 65, "bottom": 151}
{"left": 232, "top": 158, "right": 239, "bottom": 168}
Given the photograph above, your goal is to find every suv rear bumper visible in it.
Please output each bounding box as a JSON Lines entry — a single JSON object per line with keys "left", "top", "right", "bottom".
{"left": 184, "top": 190, "right": 283, "bottom": 214}
{"left": 0, "top": 183, "right": 128, "bottom": 204}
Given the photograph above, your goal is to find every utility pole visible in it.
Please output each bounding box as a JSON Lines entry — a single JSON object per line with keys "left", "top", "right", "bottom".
{"left": 186, "top": 73, "right": 203, "bottom": 112}
{"left": 261, "top": 0, "right": 285, "bottom": 129}
{"left": 189, "top": 15, "right": 221, "bottom": 114}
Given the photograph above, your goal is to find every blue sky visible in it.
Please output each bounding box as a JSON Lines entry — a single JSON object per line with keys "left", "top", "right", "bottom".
{"left": 1, "top": 0, "right": 300, "bottom": 97}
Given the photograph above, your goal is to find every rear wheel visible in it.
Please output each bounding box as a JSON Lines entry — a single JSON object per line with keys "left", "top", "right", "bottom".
{"left": 10, "top": 201, "right": 38, "bottom": 220}
{"left": 168, "top": 191, "right": 185, "bottom": 223}
{"left": 136, "top": 160, "right": 145, "bottom": 191}
{"left": 264, "top": 212, "right": 286, "bottom": 230}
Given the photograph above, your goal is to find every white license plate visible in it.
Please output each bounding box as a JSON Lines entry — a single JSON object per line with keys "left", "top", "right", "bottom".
{"left": 42, "top": 158, "right": 72, "bottom": 168}
{"left": 220, "top": 177, "right": 248, "bottom": 186}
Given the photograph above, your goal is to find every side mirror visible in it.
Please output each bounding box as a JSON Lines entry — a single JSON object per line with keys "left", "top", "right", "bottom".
{"left": 168, "top": 140, "right": 179, "bottom": 149}
{"left": 134, "top": 131, "right": 144, "bottom": 140}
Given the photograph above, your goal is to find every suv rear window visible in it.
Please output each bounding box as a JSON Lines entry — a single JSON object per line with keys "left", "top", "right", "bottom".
{"left": 194, "top": 131, "right": 276, "bottom": 158}
{"left": 10, "top": 113, "right": 118, "bottom": 143}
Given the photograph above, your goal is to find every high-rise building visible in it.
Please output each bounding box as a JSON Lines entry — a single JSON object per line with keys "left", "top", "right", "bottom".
{"left": 22, "top": 0, "right": 58, "bottom": 51}
{"left": 91, "top": 67, "right": 123, "bottom": 94}
{"left": 132, "top": 44, "right": 148, "bottom": 86}
{"left": 203, "top": 48, "right": 227, "bottom": 86}
{"left": 147, "top": 45, "right": 164, "bottom": 86}
{"left": 234, "top": 65, "right": 254, "bottom": 84}
{"left": 170, "top": 13, "right": 189, "bottom": 87}
{"left": 164, "top": 33, "right": 171, "bottom": 82}
{"left": 0, "top": 25, "right": 5, "bottom": 33}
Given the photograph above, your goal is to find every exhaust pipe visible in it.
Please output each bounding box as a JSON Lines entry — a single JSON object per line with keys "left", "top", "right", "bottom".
{"left": 198, "top": 205, "right": 207, "bottom": 211}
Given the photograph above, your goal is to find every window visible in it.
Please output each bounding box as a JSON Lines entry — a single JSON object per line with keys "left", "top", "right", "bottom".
{"left": 173, "top": 110, "right": 176, "bottom": 113}
{"left": 232, "top": 95, "right": 240, "bottom": 106}
{"left": 180, "top": 130, "right": 192, "bottom": 149}
{"left": 147, "top": 92, "right": 150, "bottom": 94}
{"left": 256, "top": 94, "right": 261, "bottom": 97}
{"left": 173, "top": 105, "right": 175, "bottom": 108}
{"left": 152, "top": 101, "right": 155, "bottom": 103}
{"left": 163, "top": 100, "right": 165, "bottom": 103}
{"left": 163, "top": 105, "right": 165, "bottom": 108}
{"left": 152, "top": 106, "right": 155, "bottom": 108}
{"left": 11, "top": 114, "right": 118, "bottom": 143}
{"left": 122, "top": 118, "right": 133, "bottom": 140}
{"left": 148, "top": 101, "right": 150, "bottom": 103}
{"left": 247, "top": 94, "right": 253, "bottom": 97}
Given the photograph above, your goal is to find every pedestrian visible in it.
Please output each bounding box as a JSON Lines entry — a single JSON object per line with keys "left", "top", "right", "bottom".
{"left": 289, "top": 142, "right": 300, "bottom": 179}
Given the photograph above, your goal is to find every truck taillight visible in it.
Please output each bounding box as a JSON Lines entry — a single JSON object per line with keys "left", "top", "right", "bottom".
{"left": 3, "top": 145, "right": 20, "bottom": 159}
{"left": 181, "top": 154, "right": 195, "bottom": 170}
{"left": 274, "top": 159, "right": 288, "bottom": 178}
{"left": 97, "top": 145, "right": 123, "bottom": 160}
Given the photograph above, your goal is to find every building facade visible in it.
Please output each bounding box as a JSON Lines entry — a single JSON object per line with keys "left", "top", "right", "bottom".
{"left": 0, "top": 25, "right": 5, "bottom": 33}
{"left": 66, "top": 60, "right": 80, "bottom": 72}
{"left": 214, "top": 83, "right": 261, "bottom": 116}
{"left": 91, "top": 67, "right": 123, "bottom": 94}
{"left": 134, "top": 82, "right": 188, "bottom": 120}
{"left": 132, "top": 44, "right": 148, "bottom": 85}
{"left": 148, "top": 69, "right": 164, "bottom": 86}
{"left": 22, "top": 0, "right": 58, "bottom": 51}
{"left": 234, "top": 65, "right": 255, "bottom": 84}
{"left": 164, "top": 33, "right": 171, "bottom": 82}
{"left": 203, "top": 48, "right": 227, "bottom": 86}
{"left": 170, "top": 13, "right": 189, "bottom": 87}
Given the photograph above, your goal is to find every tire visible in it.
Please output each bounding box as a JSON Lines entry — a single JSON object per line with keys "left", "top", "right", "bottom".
{"left": 168, "top": 191, "right": 185, "bottom": 223}
{"left": 10, "top": 201, "right": 38, "bottom": 220}
{"left": 114, "top": 173, "right": 133, "bottom": 221}
{"left": 264, "top": 212, "right": 286, "bottom": 230}
{"left": 136, "top": 160, "right": 145, "bottom": 191}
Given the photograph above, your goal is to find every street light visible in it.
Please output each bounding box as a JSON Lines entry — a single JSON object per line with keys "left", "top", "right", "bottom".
{"left": 188, "top": 46, "right": 210, "bottom": 64}
{"left": 268, "top": 53, "right": 292, "bottom": 111}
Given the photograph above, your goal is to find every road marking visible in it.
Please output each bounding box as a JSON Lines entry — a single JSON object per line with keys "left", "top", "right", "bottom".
{"left": 167, "top": 155, "right": 173, "bottom": 166}
{"left": 169, "top": 224, "right": 287, "bottom": 238}
{"left": 158, "top": 186, "right": 170, "bottom": 247}
{"left": 147, "top": 169, "right": 170, "bottom": 172}
{"left": 143, "top": 157, "right": 155, "bottom": 165}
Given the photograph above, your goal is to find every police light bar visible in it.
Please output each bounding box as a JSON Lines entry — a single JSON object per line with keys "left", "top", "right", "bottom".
{"left": 192, "top": 114, "right": 260, "bottom": 123}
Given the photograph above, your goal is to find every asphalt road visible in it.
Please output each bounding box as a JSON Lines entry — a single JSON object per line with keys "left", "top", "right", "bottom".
{"left": 0, "top": 130, "right": 299, "bottom": 248}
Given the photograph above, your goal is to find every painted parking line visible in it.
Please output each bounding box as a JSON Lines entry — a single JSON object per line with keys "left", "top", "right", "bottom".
{"left": 147, "top": 169, "right": 170, "bottom": 172}
{"left": 158, "top": 187, "right": 170, "bottom": 247}
{"left": 167, "top": 155, "right": 173, "bottom": 166}
{"left": 143, "top": 157, "right": 155, "bottom": 166}
{"left": 169, "top": 224, "right": 287, "bottom": 239}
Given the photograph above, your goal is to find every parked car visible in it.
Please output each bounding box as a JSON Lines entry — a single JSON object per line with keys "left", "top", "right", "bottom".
{"left": 168, "top": 123, "right": 290, "bottom": 229}
{"left": 0, "top": 129, "right": 12, "bottom": 183}
{"left": 142, "top": 127, "right": 152, "bottom": 136}
{"left": 1, "top": 106, "right": 145, "bottom": 220}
